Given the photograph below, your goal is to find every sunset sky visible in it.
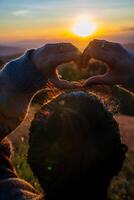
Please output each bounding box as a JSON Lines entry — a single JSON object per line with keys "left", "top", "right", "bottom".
{"left": 0, "top": 0, "right": 134, "bottom": 47}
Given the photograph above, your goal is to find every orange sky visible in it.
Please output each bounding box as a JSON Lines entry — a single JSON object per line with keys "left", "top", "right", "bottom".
{"left": 0, "top": 0, "right": 134, "bottom": 46}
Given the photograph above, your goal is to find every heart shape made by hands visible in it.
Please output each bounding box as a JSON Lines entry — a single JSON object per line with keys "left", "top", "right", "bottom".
{"left": 33, "top": 39, "right": 131, "bottom": 90}
{"left": 50, "top": 39, "right": 132, "bottom": 89}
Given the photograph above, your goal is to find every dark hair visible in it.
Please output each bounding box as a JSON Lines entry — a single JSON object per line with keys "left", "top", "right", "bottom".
{"left": 0, "top": 138, "right": 12, "bottom": 159}
{"left": 0, "top": 138, "right": 15, "bottom": 173}
{"left": 28, "top": 91, "right": 127, "bottom": 199}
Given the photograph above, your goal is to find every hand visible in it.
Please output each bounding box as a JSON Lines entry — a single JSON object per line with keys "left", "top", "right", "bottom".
{"left": 31, "top": 43, "right": 82, "bottom": 89}
{"left": 82, "top": 39, "right": 134, "bottom": 86}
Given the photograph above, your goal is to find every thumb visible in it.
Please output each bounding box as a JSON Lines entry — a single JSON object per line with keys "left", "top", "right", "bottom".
{"left": 83, "top": 73, "right": 113, "bottom": 87}
{"left": 49, "top": 72, "right": 82, "bottom": 89}
{"left": 50, "top": 51, "right": 81, "bottom": 70}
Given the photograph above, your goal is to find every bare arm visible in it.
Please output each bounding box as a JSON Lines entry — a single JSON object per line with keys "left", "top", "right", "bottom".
{"left": 0, "top": 50, "right": 46, "bottom": 140}
{"left": 0, "top": 43, "right": 81, "bottom": 141}
{"left": 123, "top": 76, "right": 134, "bottom": 93}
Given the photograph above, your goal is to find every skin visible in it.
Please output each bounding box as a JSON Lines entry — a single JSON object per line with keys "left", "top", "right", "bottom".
{"left": 31, "top": 43, "right": 82, "bottom": 89}
{"left": 82, "top": 39, "right": 134, "bottom": 87}
{"left": 0, "top": 43, "right": 82, "bottom": 141}
{"left": 0, "top": 40, "right": 134, "bottom": 141}
{"left": 0, "top": 41, "right": 133, "bottom": 199}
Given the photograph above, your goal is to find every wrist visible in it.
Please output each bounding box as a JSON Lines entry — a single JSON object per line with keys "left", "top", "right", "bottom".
{"left": 123, "top": 75, "right": 134, "bottom": 93}
{"left": 128, "top": 50, "right": 134, "bottom": 72}
{"left": 123, "top": 52, "right": 134, "bottom": 88}
{"left": 1, "top": 50, "right": 46, "bottom": 93}
{"left": 29, "top": 49, "right": 38, "bottom": 68}
{"left": 29, "top": 49, "right": 44, "bottom": 72}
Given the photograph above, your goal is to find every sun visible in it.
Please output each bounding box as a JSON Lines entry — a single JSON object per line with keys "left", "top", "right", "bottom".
{"left": 72, "top": 18, "right": 97, "bottom": 37}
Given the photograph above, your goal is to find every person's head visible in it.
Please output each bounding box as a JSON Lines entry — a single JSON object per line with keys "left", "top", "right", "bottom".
{"left": 0, "top": 138, "right": 15, "bottom": 173}
{"left": 28, "top": 91, "right": 127, "bottom": 200}
{"left": 0, "top": 138, "right": 12, "bottom": 159}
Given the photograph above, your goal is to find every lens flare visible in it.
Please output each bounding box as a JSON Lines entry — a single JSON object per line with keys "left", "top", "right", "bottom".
{"left": 72, "top": 19, "right": 97, "bottom": 37}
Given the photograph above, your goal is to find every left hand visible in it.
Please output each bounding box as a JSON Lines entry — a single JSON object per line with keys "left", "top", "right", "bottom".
{"left": 31, "top": 43, "right": 82, "bottom": 89}
{"left": 82, "top": 39, "right": 134, "bottom": 87}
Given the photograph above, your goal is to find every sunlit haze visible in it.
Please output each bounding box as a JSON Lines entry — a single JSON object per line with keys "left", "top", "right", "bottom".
{"left": 72, "top": 18, "right": 97, "bottom": 37}
{"left": 0, "top": 0, "right": 134, "bottom": 48}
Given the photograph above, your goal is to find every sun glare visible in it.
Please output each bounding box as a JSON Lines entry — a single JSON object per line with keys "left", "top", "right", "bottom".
{"left": 72, "top": 18, "right": 97, "bottom": 37}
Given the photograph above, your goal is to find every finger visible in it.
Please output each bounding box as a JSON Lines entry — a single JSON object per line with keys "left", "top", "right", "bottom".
{"left": 83, "top": 73, "right": 114, "bottom": 87}
{"left": 49, "top": 51, "right": 81, "bottom": 70}
{"left": 81, "top": 49, "right": 91, "bottom": 69}
{"left": 82, "top": 39, "right": 99, "bottom": 68}
{"left": 49, "top": 72, "right": 82, "bottom": 89}
{"left": 82, "top": 40, "right": 97, "bottom": 68}
{"left": 82, "top": 39, "right": 113, "bottom": 68}
{"left": 68, "top": 81, "right": 82, "bottom": 89}
{"left": 57, "top": 43, "right": 80, "bottom": 53}
{"left": 44, "top": 43, "right": 80, "bottom": 54}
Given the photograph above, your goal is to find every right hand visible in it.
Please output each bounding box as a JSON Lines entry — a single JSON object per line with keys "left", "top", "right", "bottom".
{"left": 31, "top": 43, "right": 82, "bottom": 89}
{"left": 82, "top": 39, "right": 134, "bottom": 87}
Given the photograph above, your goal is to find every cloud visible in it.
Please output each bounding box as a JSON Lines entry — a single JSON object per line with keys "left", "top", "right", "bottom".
{"left": 121, "top": 27, "right": 134, "bottom": 32}
{"left": 12, "top": 10, "right": 31, "bottom": 16}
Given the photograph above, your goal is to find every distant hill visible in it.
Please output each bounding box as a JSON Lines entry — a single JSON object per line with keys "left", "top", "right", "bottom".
{"left": 10, "top": 40, "right": 46, "bottom": 49}
{"left": 124, "top": 43, "right": 134, "bottom": 51}
{"left": 0, "top": 45, "right": 23, "bottom": 57}
{"left": 0, "top": 40, "right": 48, "bottom": 50}
{"left": 0, "top": 39, "right": 65, "bottom": 50}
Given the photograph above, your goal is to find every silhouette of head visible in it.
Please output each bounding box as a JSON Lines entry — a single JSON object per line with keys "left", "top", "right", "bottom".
{"left": 28, "top": 91, "right": 127, "bottom": 200}
{"left": 0, "top": 138, "right": 12, "bottom": 159}
{"left": 0, "top": 138, "right": 15, "bottom": 174}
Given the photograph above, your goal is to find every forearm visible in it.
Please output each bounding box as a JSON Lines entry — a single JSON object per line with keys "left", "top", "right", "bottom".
{"left": 122, "top": 50, "right": 134, "bottom": 93}
{"left": 0, "top": 50, "right": 46, "bottom": 141}
{"left": 121, "top": 77, "right": 134, "bottom": 93}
